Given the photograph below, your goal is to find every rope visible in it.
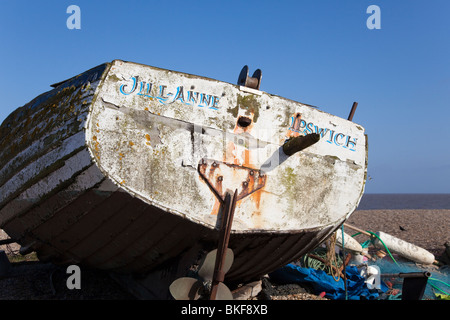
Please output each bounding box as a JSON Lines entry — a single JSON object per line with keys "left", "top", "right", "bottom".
{"left": 349, "top": 230, "right": 400, "bottom": 267}
{"left": 303, "top": 226, "right": 450, "bottom": 299}
{"left": 365, "top": 230, "right": 400, "bottom": 267}
{"left": 326, "top": 233, "right": 341, "bottom": 281}
{"left": 429, "top": 278, "right": 450, "bottom": 296}
{"left": 341, "top": 224, "right": 348, "bottom": 300}
{"left": 302, "top": 236, "right": 343, "bottom": 282}
{"left": 349, "top": 227, "right": 450, "bottom": 298}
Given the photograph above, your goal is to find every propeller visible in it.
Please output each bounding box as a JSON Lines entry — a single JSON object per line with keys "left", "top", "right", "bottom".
{"left": 170, "top": 189, "right": 238, "bottom": 300}
{"left": 169, "top": 248, "right": 234, "bottom": 300}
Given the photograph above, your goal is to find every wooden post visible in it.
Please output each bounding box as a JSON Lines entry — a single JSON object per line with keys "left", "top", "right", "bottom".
{"left": 343, "top": 223, "right": 372, "bottom": 237}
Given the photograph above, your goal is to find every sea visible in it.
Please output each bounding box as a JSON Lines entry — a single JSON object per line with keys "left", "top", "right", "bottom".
{"left": 357, "top": 194, "right": 450, "bottom": 210}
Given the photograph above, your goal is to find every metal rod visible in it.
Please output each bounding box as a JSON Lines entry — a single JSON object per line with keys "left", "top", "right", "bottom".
{"left": 0, "top": 239, "right": 16, "bottom": 246}
{"left": 343, "top": 223, "right": 372, "bottom": 237}
{"left": 210, "top": 189, "right": 238, "bottom": 300}
{"left": 381, "top": 272, "right": 431, "bottom": 279}
{"left": 347, "top": 102, "right": 358, "bottom": 121}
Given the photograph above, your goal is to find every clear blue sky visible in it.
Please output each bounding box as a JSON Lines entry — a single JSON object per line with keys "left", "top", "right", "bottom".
{"left": 0, "top": 0, "right": 449, "bottom": 193}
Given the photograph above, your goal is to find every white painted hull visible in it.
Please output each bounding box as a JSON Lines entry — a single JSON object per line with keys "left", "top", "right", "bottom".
{"left": 0, "top": 60, "right": 367, "bottom": 281}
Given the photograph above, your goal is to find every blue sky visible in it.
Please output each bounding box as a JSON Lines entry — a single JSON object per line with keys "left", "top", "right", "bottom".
{"left": 0, "top": 0, "right": 449, "bottom": 193}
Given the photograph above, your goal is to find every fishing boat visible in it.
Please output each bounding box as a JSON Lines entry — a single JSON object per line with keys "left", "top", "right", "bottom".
{"left": 0, "top": 60, "right": 367, "bottom": 289}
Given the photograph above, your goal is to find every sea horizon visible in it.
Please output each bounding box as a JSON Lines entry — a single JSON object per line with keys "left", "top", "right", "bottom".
{"left": 357, "top": 193, "right": 450, "bottom": 210}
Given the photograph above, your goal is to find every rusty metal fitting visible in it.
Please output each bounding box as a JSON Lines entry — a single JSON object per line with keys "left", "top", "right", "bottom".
{"left": 283, "top": 133, "right": 320, "bottom": 156}
{"left": 237, "top": 65, "right": 262, "bottom": 90}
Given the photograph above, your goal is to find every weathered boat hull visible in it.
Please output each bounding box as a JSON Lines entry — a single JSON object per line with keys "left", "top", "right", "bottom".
{"left": 0, "top": 60, "right": 367, "bottom": 283}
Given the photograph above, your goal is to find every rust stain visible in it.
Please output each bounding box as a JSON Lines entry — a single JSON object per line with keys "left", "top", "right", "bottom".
{"left": 243, "top": 149, "right": 253, "bottom": 168}
{"left": 206, "top": 109, "right": 269, "bottom": 221}
{"left": 92, "top": 135, "right": 100, "bottom": 158}
{"left": 249, "top": 189, "right": 264, "bottom": 228}
{"left": 250, "top": 189, "right": 262, "bottom": 211}
{"left": 246, "top": 170, "right": 256, "bottom": 196}
{"left": 210, "top": 198, "right": 221, "bottom": 216}
{"left": 225, "top": 142, "right": 236, "bottom": 165}
{"left": 224, "top": 110, "right": 267, "bottom": 222}
{"left": 145, "top": 134, "right": 151, "bottom": 146}
{"left": 224, "top": 111, "right": 258, "bottom": 168}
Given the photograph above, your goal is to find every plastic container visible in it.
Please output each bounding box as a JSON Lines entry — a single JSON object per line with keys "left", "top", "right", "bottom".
{"left": 365, "top": 265, "right": 381, "bottom": 290}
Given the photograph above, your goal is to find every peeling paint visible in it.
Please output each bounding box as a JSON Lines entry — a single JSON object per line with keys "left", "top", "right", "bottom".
{"left": 83, "top": 60, "right": 367, "bottom": 232}
{"left": 237, "top": 94, "right": 261, "bottom": 123}
{"left": 0, "top": 60, "right": 368, "bottom": 282}
{"left": 1, "top": 59, "right": 367, "bottom": 237}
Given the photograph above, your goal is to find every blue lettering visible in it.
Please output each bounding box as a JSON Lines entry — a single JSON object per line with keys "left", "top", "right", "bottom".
{"left": 314, "top": 126, "right": 329, "bottom": 138}
{"left": 306, "top": 122, "right": 314, "bottom": 134}
{"left": 209, "top": 96, "right": 220, "bottom": 110}
{"left": 173, "top": 86, "right": 185, "bottom": 104}
{"left": 288, "top": 116, "right": 295, "bottom": 130}
{"left": 157, "top": 85, "right": 169, "bottom": 103}
{"left": 288, "top": 117, "right": 308, "bottom": 134}
{"left": 137, "top": 81, "right": 153, "bottom": 98}
{"left": 346, "top": 136, "right": 358, "bottom": 151}
{"left": 199, "top": 93, "right": 211, "bottom": 108}
{"left": 116, "top": 78, "right": 221, "bottom": 111}
{"left": 285, "top": 115, "right": 357, "bottom": 151}
{"left": 187, "top": 91, "right": 199, "bottom": 106}
{"left": 334, "top": 133, "right": 345, "bottom": 146}
{"left": 119, "top": 76, "right": 138, "bottom": 95}
{"left": 327, "top": 130, "right": 335, "bottom": 144}
{"left": 299, "top": 119, "right": 306, "bottom": 129}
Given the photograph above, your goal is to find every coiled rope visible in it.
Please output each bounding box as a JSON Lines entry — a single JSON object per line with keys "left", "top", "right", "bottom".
{"left": 301, "top": 233, "right": 343, "bottom": 282}
{"left": 301, "top": 226, "right": 450, "bottom": 298}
